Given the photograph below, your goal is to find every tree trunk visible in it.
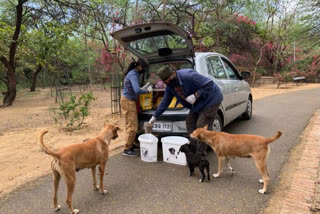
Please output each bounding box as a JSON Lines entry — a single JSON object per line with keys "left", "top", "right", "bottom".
{"left": 84, "top": 27, "right": 93, "bottom": 86}
{"left": 0, "top": 0, "right": 27, "bottom": 107}
{"left": 251, "top": 43, "right": 268, "bottom": 88}
{"left": 2, "top": 67, "right": 17, "bottom": 107}
{"left": 30, "top": 64, "right": 42, "bottom": 92}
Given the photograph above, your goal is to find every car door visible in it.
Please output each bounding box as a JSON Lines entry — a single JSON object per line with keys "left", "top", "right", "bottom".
{"left": 221, "top": 57, "right": 248, "bottom": 116}
{"left": 111, "top": 23, "right": 195, "bottom": 65}
{"left": 205, "top": 55, "right": 236, "bottom": 123}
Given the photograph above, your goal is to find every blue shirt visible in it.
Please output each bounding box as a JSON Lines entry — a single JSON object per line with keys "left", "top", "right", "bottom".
{"left": 153, "top": 69, "right": 223, "bottom": 118}
{"left": 122, "top": 69, "right": 148, "bottom": 101}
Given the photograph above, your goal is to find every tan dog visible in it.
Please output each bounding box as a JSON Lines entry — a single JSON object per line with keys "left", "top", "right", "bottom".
{"left": 190, "top": 125, "right": 282, "bottom": 194}
{"left": 39, "top": 123, "right": 120, "bottom": 214}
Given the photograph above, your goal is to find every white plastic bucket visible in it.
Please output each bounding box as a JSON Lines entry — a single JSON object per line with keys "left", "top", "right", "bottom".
{"left": 138, "top": 134, "right": 158, "bottom": 162}
{"left": 161, "top": 136, "right": 190, "bottom": 166}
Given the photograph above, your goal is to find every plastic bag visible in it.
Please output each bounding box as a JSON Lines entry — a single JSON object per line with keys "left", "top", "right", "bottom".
{"left": 139, "top": 92, "right": 153, "bottom": 110}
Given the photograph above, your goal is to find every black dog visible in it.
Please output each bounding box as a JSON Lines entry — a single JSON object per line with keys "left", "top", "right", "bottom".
{"left": 178, "top": 143, "right": 210, "bottom": 183}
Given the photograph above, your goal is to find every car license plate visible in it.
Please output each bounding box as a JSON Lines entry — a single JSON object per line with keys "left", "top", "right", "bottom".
{"left": 144, "top": 122, "right": 172, "bottom": 132}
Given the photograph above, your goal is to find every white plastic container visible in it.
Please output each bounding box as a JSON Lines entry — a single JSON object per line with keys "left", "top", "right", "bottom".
{"left": 138, "top": 134, "right": 158, "bottom": 162}
{"left": 161, "top": 136, "right": 190, "bottom": 166}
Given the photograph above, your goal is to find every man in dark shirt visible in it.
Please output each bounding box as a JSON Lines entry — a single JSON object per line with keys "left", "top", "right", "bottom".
{"left": 148, "top": 65, "right": 223, "bottom": 155}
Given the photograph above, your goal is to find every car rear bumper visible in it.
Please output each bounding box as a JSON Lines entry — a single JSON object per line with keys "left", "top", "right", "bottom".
{"left": 138, "top": 113, "right": 188, "bottom": 137}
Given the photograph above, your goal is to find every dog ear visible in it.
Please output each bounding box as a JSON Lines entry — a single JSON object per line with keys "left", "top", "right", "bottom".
{"left": 203, "top": 124, "right": 208, "bottom": 130}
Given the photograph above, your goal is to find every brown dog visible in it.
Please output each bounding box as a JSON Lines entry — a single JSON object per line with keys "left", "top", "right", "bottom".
{"left": 39, "top": 123, "right": 120, "bottom": 214}
{"left": 190, "top": 125, "right": 282, "bottom": 194}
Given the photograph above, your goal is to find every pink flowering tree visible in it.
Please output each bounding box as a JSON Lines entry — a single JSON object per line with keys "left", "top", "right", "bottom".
{"left": 272, "top": 49, "right": 320, "bottom": 87}
{"left": 281, "top": 48, "right": 320, "bottom": 83}
{"left": 307, "top": 55, "right": 320, "bottom": 82}
{"left": 92, "top": 40, "right": 127, "bottom": 84}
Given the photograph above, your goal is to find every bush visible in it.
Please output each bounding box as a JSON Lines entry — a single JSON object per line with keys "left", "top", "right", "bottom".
{"left": 273, "top": 72, "right": 291, "bottom": 88}
{"left": 71, "top": 70, "right": 90, "bottom": 85}
{"left": 53, "top": 92, "right": 95, "bottom": 130}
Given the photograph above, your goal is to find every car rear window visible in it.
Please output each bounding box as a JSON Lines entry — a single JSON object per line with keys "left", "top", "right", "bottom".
{"left": 146, "top": 61, "right": 193, "bottom": 84}
{"left": 129, "top": 34, "right": 188, "bottom": 54}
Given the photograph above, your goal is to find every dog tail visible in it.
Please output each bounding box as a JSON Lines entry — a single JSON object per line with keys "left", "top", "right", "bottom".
{"left": 265, "top": 131, "right": 282, "bottom": 144}
{"left": 39, "top": 130, "right": 60, "bottom": 159}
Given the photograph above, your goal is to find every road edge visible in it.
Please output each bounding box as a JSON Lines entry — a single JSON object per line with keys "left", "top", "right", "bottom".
{"left": 264, "top": 110, "right": 320, "bottom": 214}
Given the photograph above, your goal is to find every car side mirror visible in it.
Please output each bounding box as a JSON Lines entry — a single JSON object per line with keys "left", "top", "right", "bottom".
{"left": 241, "top": 71, "right": 251, "bottom": 80}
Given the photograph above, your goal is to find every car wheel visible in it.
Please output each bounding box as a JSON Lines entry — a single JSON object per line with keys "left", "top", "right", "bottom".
{"left": 212, "top": 114, "right": 222, "bottom": 132}
{"left": 242, "top": 98, "right": 252, "bottom": 120}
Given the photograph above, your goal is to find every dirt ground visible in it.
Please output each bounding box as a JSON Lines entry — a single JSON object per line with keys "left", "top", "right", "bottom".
{"left": 264, "top": 109, "right": 320, "bottom": 214}
{"left": 0, "top": 82, "right": 319, "bottom": 199}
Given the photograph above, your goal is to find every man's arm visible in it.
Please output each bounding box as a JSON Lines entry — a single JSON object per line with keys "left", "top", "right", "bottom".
{"left": 191, "top": 71, "right": 213, "bottom": 99}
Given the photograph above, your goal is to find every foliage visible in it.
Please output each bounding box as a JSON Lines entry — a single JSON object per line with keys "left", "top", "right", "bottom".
{"left": 92, "top": 40, "right": 127, "bottom": 82}
{"left": 71, "top": 70, "right": 90, "bottom": 85}
{"left": 273, "top": 50, "right": 320, "bottom": 87}
{"left": 298, "top": 0, "right": 320, "bottom": 46}
{"left": 17, "top": 22, "right": 75, "bottom": 89}
{"left": 273, "top": 72, "right": 293, "bottom": 88}
{"left": 282, "top": 48, "right": 320, "bottom": 82}
{"left": 0, "top": 21, "right": 15, "bottom": 55}
{"left": 229, "top": 53, "right": 255, "bottom": 71}
{"left": 1, "top": 0, "right": 320, "bottom": 106}
{"left": 53, "top": 92, "right": 95, "bottom": 130}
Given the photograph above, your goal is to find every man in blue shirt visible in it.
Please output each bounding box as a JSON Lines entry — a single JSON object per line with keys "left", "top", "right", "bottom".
{"left": 148, "top": 65, "right": 223, "bottom": 155}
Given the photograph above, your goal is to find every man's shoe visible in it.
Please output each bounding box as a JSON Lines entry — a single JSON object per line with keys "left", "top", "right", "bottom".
{"left": 122, "top": 149, "right": 139, "bottom": 157}
{"left": 132, "top": 144, "right": 140, "bottom": 151}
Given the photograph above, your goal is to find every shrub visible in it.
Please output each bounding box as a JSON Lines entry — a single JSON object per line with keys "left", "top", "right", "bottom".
{"left": 273, "top": 72, "right": 296, "bottom": 88}
{"left": 53, "top": 92, "right": 95, "bottom": 130}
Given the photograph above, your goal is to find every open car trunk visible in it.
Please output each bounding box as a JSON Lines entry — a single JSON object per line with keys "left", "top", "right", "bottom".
{"left": 111, "top": 23, "right": 194, "bottom": 64}
{"left": 138, "top": 60, "right": 193, "bottom": 112}
{"left": 111, "top": 23, "right": 195, "bottom": 111}
{"left": 112, "top": 23, "right": 195, "bottom": 133}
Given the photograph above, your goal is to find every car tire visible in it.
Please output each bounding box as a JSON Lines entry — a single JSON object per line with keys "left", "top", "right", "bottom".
{"left": 212, "top": 114, "right": 222, "bottom": 132}
{"left": 242, "top": 98, "right": 252, "bottom": 120}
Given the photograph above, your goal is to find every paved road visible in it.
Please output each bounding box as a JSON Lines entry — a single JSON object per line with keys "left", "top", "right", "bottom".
{"left": 1, "top": 88, "right": 319, "bottom": 214}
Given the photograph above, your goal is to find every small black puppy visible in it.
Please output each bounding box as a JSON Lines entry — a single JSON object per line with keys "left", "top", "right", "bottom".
{"left": 178, "top": 143, "right": 210, "bottom": 183}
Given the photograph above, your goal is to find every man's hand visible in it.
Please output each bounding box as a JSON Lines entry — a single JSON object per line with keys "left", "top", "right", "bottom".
{"left": 148, "top": 116, "right": 156, "bottom": 124}
{"left": 186, "top": 94, "right": 197, "bottom": 105}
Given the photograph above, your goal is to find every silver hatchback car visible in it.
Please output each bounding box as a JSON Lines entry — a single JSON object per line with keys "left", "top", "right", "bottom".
{"left": 111, "top": 23, "right": 252, "bottom": 136}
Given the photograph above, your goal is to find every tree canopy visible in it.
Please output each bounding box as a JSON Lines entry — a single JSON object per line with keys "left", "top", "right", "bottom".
{"left": 0, "top": 0, "right": 319, "bottom": 106}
